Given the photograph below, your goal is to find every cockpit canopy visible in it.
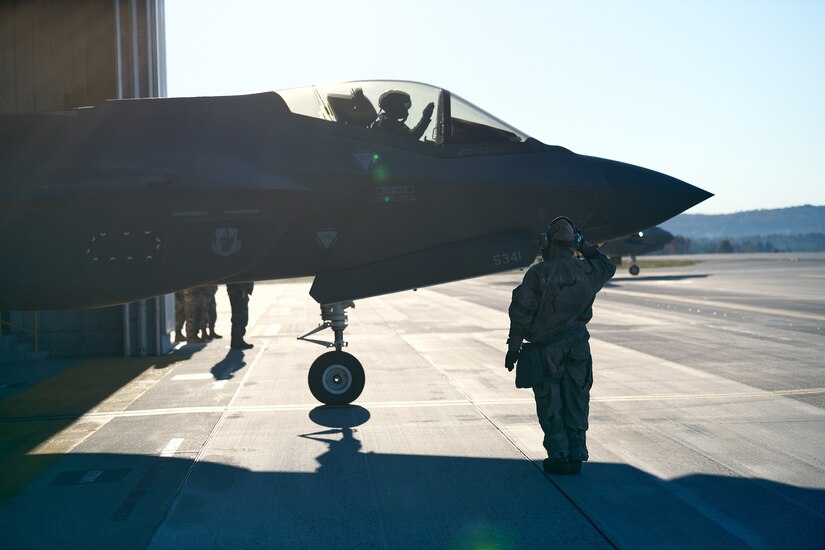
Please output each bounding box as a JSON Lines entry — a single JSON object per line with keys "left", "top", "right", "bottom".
{"left": 276, "top": 80, "right": 529, "bottom": 145}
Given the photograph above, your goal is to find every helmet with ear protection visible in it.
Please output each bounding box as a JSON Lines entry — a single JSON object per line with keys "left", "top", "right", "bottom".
{"left": 378, "top": 90, "right": 412, "bottom": 120}
{"left": 540, "top": 216, "right": 583, "bottom": 252}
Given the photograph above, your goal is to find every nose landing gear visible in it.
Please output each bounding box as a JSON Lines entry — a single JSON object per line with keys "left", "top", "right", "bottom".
{"left": 298, "top": 301, "right": 365, "bottom": 405}
{"left": 628, "top": 255, "right": 640, "bottom": 276}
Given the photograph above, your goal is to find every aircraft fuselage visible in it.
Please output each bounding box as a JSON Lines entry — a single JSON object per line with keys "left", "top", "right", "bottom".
{"left": 1, "top": 83, "right": 711, "bottom": 310}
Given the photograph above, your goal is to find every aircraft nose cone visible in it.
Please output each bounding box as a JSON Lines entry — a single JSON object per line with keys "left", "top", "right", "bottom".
{"left": 584, "top": 156, "right": 712, "bottom": 241}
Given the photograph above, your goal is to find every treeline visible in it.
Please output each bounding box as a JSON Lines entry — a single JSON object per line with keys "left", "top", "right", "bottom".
{"left": 659, "top": 233, "right": 825, "bottom": 254}
{"left": 661, "top": 205, "right": 825, "bottom": 239}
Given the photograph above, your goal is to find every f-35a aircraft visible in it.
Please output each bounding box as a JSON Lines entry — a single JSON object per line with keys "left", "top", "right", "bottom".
{"left": 0, "top": 80, "right": 711, "bottom": 404}
{"left": 599, "top": 226, "right": 675, "bottom": 275}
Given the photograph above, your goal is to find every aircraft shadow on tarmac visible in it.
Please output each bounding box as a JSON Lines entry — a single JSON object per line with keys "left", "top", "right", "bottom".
{"left": 2, "top": 405, "right": 824, "bottom": 549}
{"left": 0, "top": 350, "right": 202, "bottom": 502}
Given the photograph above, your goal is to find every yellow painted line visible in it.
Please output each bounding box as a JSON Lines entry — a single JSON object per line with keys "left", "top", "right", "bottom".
{"left": 0, "top": 355, "right": 186, "bottom": 501}
{"left": 592, "top": 387, "right": 825, "bottom": 402}
{"left": 605, "top": 288, "right": 825, "bottom": 322}
{"left": 475, "top": 387, "right": 825, "bottom": 404}
{"left": 27, "top": 418, "right": 112, "bottom": 455}
{"left": 9, "top": 387, "right": 821, "bottom": 425}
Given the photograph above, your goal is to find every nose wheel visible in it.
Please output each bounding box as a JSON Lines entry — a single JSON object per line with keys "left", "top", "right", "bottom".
{"left": 629, "top": 255, "right": 640, "bottom": 276}
{"left": 308, "top": 351, "right": 365, "bottom": 405}
{"left": 299, "top": 301, "right": 366, "bottom": 405}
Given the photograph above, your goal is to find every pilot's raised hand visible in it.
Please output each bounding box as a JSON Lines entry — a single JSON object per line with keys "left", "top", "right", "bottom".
{"left": 422, "top": 102, "right": 435, "bottom": 119}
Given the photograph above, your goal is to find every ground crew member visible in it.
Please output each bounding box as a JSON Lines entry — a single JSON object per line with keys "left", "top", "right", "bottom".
{"left": 174, "top": 290, "right": 186, "bottom": 342}
{"left": 506, "top": 217, "right": 615, "bottom": 474}
{"left": 184, "top": 287, "right": 204, "bottom": 344}
{"left": 227, "top": 282, "right": 254, "bottom": 350}
{"left": 202, "top": 285, "right": 222, "bottom": 341}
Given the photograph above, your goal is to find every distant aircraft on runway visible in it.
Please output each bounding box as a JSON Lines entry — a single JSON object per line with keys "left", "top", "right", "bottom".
{"left": 0, "top": 80, "right": 711, "bottom": 404}
{"left": 599, "top": 226, "right": 674, "bottom": 275}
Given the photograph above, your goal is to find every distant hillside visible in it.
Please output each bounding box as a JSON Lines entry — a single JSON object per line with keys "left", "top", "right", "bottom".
{"left": 660, "top": 205, "right": 825, "bottom": 239}
{"left": 657, "top": 205, "right": 825, "bottom": 253}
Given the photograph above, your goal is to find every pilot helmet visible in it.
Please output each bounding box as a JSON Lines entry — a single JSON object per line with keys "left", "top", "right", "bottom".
{"left": 379, "top": 90, "right": 412, "bottom": 120}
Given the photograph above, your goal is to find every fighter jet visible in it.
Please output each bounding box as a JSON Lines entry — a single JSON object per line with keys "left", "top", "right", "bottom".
{"left": 0, "top": 80, "right": 711, "bottom": 404}
{"left": 599, "top": 226, "right": 674, "bottom": 275}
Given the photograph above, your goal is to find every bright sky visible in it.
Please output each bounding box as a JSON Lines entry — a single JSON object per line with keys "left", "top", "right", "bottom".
{"left": 165, "top": 0, "right": 825, "bottom": 215}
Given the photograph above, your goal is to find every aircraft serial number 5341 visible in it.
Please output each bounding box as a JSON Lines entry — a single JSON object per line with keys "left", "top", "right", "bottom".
{"left": 493, "top": 251, "right": 522, "bottom": 266}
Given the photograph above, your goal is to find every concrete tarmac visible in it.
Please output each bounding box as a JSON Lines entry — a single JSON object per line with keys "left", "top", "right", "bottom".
{"left": 1, "top": 253, "right": 824, "bottom": 548}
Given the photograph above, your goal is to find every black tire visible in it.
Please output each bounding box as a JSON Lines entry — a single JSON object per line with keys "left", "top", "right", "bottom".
{"left": 629, "top": 264, "right": 640, "bottom": 276}
{"left": 308, "top": 351, "right": 365, "bottom": 405}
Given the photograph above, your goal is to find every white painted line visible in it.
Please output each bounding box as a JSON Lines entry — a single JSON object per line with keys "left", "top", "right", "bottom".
{"left": 160, "top": 438, "right": 184, "bottom": 457}
{"left": 606, "top": 288, "right": 825, "bottom": 322}
{"left": 213, "top": 380, "right": 227, "bottom": 390}
{"left": 251, "top": 324, "right": 282, "bottom": 337}
{"left": 59, "top": 388, "right": 825, "bottom": 423}
{"left": 172, "top": 373, "right": 213, "bottom": 381}
{"left": 593, "top": 387, "right": 825, "bottom": 402}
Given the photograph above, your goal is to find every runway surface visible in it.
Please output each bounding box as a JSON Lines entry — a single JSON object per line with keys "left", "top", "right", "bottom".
{"left": 1, "top": 253, "right": 824, "bottom": 548}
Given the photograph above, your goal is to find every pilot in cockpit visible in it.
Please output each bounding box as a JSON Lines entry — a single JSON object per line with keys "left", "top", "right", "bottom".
{"left": 371, "top": 90, "right": 435, "bottom": 140}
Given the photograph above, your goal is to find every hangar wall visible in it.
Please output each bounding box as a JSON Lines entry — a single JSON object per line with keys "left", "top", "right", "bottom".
{"left": 0, "top": 0, "right": 166, "bottom": 113}
{"left": 0, "top": 0, "right": 171, "bottom": 359}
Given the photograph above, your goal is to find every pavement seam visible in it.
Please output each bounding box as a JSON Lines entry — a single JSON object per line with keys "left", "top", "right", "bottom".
{"left": 635, "top": 417, "right": 825, "bottom": 543}
{"left": 418, "top": 351, "right": 619, "bottom": 549}
{"left": 143, "top": 340, "right": 270, "bottom": 548}
{"left": 654, "top": 412, "right": 825, "bottom": 502}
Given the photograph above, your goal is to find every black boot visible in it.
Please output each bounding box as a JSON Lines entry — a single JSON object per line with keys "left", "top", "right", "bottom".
{"left": 231, "top": 339, "right": 253, "bottom": 350}
{"left": 209, "top": 327, "right": 223, "bottom": 339}
{"left": 543, "top": 456, "right": 574, "bottom": 475}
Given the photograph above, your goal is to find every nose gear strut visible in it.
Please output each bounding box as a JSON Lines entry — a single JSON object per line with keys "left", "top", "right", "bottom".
{"left": 298, "top": 301, "right": 354, "bottom": 351}
{"left": 298, "top": 301, "right": 365, "bottom": 405}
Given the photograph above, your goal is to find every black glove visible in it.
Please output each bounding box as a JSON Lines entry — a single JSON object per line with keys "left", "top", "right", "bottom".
{"left": 579, "top": 241, "right": 599, "bottom": 258}
{"left": 422, "top": 102, "right": 435, "bottom": 119}
{"left": 505, "top": 349, "right": 519, "bottom": 372}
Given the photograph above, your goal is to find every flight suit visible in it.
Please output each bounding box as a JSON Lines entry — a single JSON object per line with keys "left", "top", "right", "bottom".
{"left": 184, "top": 287, "right": 207, "bottom": 342}
{"left": 508, "top": 243, "right": 615, "bottom": 463}
{"left": 174, "top": 290, "right": 186, "bottom": 340}
{"left": 202, "top": 284, "right": 219, "bottom": 336}
{"left": 227, "top": 282, "right": 254, "bottom": 348}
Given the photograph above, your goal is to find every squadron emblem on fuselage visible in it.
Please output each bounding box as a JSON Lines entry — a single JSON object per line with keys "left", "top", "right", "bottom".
{"left": 211, "top": 228, "right": 241, "bottom": 257}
